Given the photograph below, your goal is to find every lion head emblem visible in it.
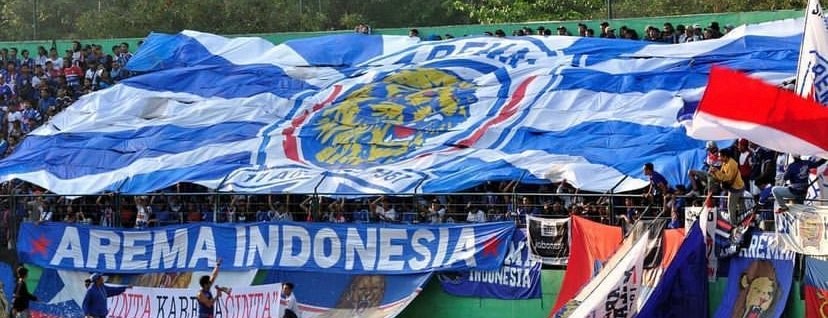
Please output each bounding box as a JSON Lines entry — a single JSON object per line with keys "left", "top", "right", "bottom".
{"left": 733, "top": 260, "right": 779, "bottom": 318}
{"left": 303, "top": 68, "right": 478, "bottom": 168}
{"left": 314, "top": 275, "right": 387, "bottom": 318}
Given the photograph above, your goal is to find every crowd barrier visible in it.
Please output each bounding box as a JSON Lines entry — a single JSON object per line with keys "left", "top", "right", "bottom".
{"left": 0, "top": 190, "right": 801, "bottom": 251}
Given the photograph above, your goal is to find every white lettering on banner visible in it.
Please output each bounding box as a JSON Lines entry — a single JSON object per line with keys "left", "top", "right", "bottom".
{"left": 87, "top": 230, "right": 121, "bottom": 269}
{"left": 150, "top": 229, "right": 189, "bottom": 269}
{"left": 234, "top": 226, "right": 247, "bottom": 268}
{"left": 409, "top": 229, "right": 434, "bottom": 271}
{"left": 445, "top": 228, "right": 477, "bottom": 268}
{"left": 432, "top": 228, "right": 450, "bottom": 268}
{"left": 377, "top": 228, "right": 407, "bottom": 271}
{"left": 280, "top": 225, "right": 311, "bottom": 267}
{"left": 248, "top": 225, "right": 280, "bottom": 267}
{"left": 107, "top": 284, "right": 282, "bottom": 318}
{"left": 122, "top": 232, "right": 153, "bottom": 270}
{"left": 468, "top": 235, "right": 536, "bottom": 288}
{"left": 50, "top": 227, "right": 84, "bottom": 267}
{"left": 188, "top": 227, "right": 217, "bottom": 268}
{"left": 314, "top": 228, "right": 341, "bottom": 269}
{"left": 345, "top": 228, "right": 377, "bottom": 271}
{"left": 739, "top": 234, "right": 795, "bottom": 260}
{"left": 468, "top": 265, "right": 532, "bottom": 288}
{"left": 46, "top": 224, "right": 487, "bottom": 272}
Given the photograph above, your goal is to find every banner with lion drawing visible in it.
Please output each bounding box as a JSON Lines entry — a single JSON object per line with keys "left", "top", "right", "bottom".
{"left": 775, "top": 204, "right": 828, "bottom": 255}
{"left": 713, "top": 232, "right": 795, "bottom": 318}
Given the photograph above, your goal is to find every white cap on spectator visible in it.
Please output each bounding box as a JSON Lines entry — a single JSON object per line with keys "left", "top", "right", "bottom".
{"left": 692, "top": 24, "right": 701, "bottom": 29}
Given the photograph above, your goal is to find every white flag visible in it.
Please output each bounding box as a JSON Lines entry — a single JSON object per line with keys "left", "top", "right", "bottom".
{"left": 795, "top": 0, "right": 828, "bottom": 104}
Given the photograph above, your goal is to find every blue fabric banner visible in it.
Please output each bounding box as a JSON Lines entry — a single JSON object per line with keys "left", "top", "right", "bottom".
{"left": 436, "top": 229, "right": 541, "bottom": 299}
{"left": 261, "top": 270, "right": 432, "bottom": 317}
{"left": 638, "top": 221, "right": 708, "bottom": 318}
{"left": 713, "top": 232, "right": 795, "bottom": 318}
{"left": 17, "top": 221, "right": 514, "bottom": 274}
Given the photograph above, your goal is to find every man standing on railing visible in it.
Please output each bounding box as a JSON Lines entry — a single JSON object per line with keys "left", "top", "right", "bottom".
{"left": 709, "top": 148, "right": 745, "bottom": 225}
{"left": 643, "top": 163, "right": 670, "bottom": 208}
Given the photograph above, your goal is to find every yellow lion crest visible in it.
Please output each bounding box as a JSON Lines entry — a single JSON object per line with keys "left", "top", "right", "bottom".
{"left": 307, "top": 68, "right": 478, "bottom": 167}
{"left": 733, "top": 260, "right": 779, "bottom": 318}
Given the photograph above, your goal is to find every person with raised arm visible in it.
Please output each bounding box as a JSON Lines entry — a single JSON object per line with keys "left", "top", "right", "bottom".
{"left": 197, "top": 259, "right": 228, "bottom": 318}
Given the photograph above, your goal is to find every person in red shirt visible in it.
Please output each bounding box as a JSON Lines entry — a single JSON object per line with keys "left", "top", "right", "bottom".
{"left": 62, "top": 60, "right": 83, "bottom": 88}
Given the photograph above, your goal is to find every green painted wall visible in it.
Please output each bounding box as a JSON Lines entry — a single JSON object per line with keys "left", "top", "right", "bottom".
{"left": 400, "top": 270, "right": 807, "bottom": 318}
{"left": 399, "top": 270, "right": 565, "bottom": 318}
{"left": 0, "top": 10, "right": 803, "bottom": 60}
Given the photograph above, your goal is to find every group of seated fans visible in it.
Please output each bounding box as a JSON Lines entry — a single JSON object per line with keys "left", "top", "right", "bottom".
{"left": 0, "top": 41, "right": 136, "bottom": 157}
{"left": 405, "top": 21, "right": 733, "bottom": 42}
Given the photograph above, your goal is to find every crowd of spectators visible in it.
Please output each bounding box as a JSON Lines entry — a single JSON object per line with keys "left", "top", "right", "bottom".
{"left": 0, "top": 20, "right": 822, "bottom": 250}
{"left": 404, "top": 21, "right": 735, "bottom": 42}
{"left": 0, "top": 41, "right": 137, "bottom": 157}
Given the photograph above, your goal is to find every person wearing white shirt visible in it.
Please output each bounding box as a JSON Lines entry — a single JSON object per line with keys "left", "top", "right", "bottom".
{"left": 135, "top": 196, "right": 151, "bottom": 229}
{"left": 426, "top": 200, "right": 445, "bottom": 224}
{"left": 6, "top": 108, "right": 22, "bottom": 135}
{"left": 466, "top": 205, "right": 487, "bottom": 223}
{"left": 274, "top": 208, "right": 293, "bottom": 222}
{"left": 281, "top": 282, "right": 300, "bottom": 318}
{"left": 371, "top": 196, "right": 396, "bottom": 222}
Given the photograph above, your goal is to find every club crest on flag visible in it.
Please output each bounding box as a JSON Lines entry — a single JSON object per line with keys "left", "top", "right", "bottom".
{"left": 299, "top": 68, "right": 479, "bottom": 167}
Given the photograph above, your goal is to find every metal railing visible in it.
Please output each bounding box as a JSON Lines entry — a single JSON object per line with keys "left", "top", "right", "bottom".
{"left": 2, "top": 189, "right": 816, "bottom": 252}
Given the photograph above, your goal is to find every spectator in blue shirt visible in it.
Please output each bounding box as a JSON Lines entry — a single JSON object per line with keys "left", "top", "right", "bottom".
{"left": 82, "top": 273, "right": 130, "bottom": 318}
{"left": 772, "top": 155, "right": 827, "bottom": 210}
{"left": 643, "top": 162, "right": 670, "bottom": 205}
{"left": 37, "top": 87, "right": 56, "bottom": 114}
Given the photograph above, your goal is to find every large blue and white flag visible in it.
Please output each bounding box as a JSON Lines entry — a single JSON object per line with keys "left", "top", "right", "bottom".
{"left": 0, "top": 20, "right": 804, "bottom": 195}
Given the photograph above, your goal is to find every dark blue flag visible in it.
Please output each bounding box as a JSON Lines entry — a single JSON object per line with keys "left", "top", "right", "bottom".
{"left": 638, "top": 221, "right": 708, "bottom": 318}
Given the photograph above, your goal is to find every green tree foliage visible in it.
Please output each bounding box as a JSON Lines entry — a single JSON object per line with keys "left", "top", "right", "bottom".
{"left": 451, "top": 0, "right": 604, "bottom": 23}
{"left": 0, "top": 0, "right": 805, "bottom": 40}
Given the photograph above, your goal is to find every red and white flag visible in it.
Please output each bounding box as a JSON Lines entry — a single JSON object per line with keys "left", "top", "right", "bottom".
{"left": 688, "top": 66, "right": 828, "bottom": 159}
{"left": 796, "top": 0, "right": 828, "bottom": 104}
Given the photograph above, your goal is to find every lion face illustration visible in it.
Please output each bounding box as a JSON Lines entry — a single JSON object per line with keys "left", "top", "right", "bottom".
{"left": 313, "top": 275, "right": 387, "bottom": 318}
{"left": 305, "top": 68, "right": 478, "bottom": 167}
{"left": 338, "top": 275, "right": 385, "bottom": 312}
{"left": 733, "top": 260, "right": 779, "bottom": 318}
